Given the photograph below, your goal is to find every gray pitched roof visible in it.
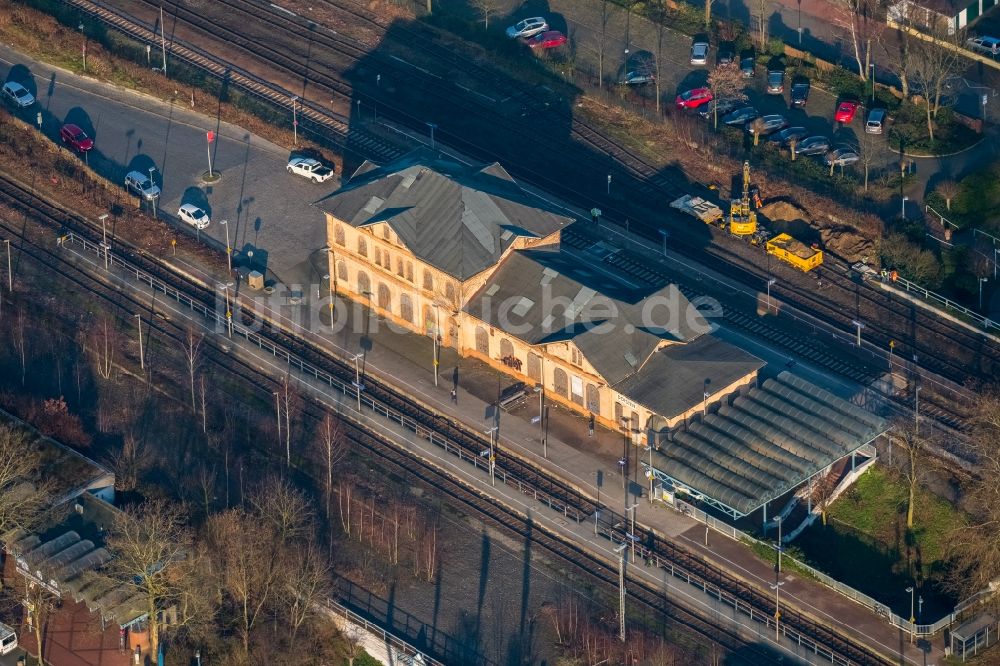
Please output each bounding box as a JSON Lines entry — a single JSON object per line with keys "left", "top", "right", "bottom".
{"left": 464, "top": 246, "right": 758, "bottom": 408}
{"left": 314, "top": 150, "right": 572, "bottom": 280}
{"left": 614, "top": 335, "right": 764, "bottom": 418}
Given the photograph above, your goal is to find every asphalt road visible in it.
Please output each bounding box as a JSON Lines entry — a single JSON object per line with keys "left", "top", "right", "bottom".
{"left": 0, "top": 44, "right": 334, "bottom": 291}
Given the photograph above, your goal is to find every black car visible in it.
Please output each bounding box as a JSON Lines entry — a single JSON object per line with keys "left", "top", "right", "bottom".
{"left": 790, "top": 79, "right": 810, "bottom": 107}
{"left": 721, "top": 106, "right": 759, "bottom": 125}
{"left": 718, "top": 44, "right": 736, "bottom": 65}
{"left": 699, "top": 97, "right": 740, "bottom": 119}
{"left": 769, "top": 126, "right": 808, "bottom": 145}
{"left": 740, "top": 53, "right": 755, "bottom": 78}
{"left": 767, "top": 69, "right": 785, "bottom": 94}
{"left": 794, "top": 135, "right": 831, "bottom": 155}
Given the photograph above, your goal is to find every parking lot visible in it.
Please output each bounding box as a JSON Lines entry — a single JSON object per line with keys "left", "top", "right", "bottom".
{"left": 0, "top": 45, "right": 335, "bottom": 290}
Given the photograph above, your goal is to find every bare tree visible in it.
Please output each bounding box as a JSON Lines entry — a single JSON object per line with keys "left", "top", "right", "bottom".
{"left": 340, "top": 624, "right": 365, "bottom": 666}
{"left": 104, "top": 500, "right": 192, "bottom": 659}
{"left": 857, "top": 126, "right": 886, "bottom": 191}
{"left": 108, "top": 431, "right": 148, "bottom": 493}
{"left": 180, "top": 328, "right": 204, "bottom": 411}
{"left": 909, "top": 27, "right": 965, "bottom": 142}
{"left": 0, "top": 424, "right": 50, "bottom": 579}
{"left": 889, "top": 422, "right": 932, "bottom": 529}
{"left": 285, "top": 540, "right": 331, "bottom": 641}
{"left": 831, "top": 0, "right": 879, "bottom": 79}
{"left": 752, "top": 0, "right": 772, "bottom": 49}
{"left": 21, "top": 576, "right": 58, "bottom": 666}
{"left": 648, "top": 2, "right": 667, "bottom": 115}
{"left": 13, "top": 308, "right": 28, "bottom": 385}
{"left": 947, "top": 389, "right": 1000, "bottom": 601}
{"left": 316, "top": 414, "right": 347, "bottom": 552}
{"left": 83, "top": 315, "right": 118, "bottom": 382}
{"left": 249, "top": 476, "right": 313, "bottom": 543}
{"left": 470, "top": 0, "right": 503, "bottom": 29}
{"left": 707, "top": 63, "right": 748, "bottom": 129}
{"left": 881, "top": 29, "right": 912, "bottom": 98}
{"left": 935, "top": 179, "right": 960, "bottom": 210}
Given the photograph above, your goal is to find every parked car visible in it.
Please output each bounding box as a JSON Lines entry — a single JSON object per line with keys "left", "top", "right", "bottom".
{"left": 124, "top": 171, "right": 160, "bottom": 200}
{"left": 794, "top": 135, "right": 831, "bottom": 155}
{"left": 770, "top": 126, "right": 808, "bottom": 145}
{"left": 620, "top": 70, "right": 656, "bottom": 85}
{"left": 835, "top": 100, "right": 860, "bottom": 123}
{"left": 766, "top": 69, "right": 785, "bottom": 94}
{"left": 790, "top": 79, "right": 810, "bottom": 107}
{"left": 525, "top": 30, "right": 567, "bottom": 50}
{"left": 506, "top": 17, "right": 548, "bottom": 39}
{"left": 866, "top": 107, "right": 887, "bottom": 134}
{"left": 824, "top": 146, "right": 860, "bottom": 167}
{"left": 177, "top": 203, "right": 210, "bottom": 229}
{"left": 967, "top": 35, "right": 1000, "bottom": 56}
{"left": 675, "top": 87, "right": 713, "bottom": 109}
{"left": 740, "top": 52, "right": 756, "bottom": 77}
{"left": 59, "top": 123, "right": 94, "bottom": 152}
{"left": 690, "top": 39, "right": 710, "bottom": 65}
{"left": 718, "top": 45, "right": 736, "bottom": 65}
{"left": 2, "top": 81, "right": 34, "bottom": 108}
{"left": 721, "top": 106, "right": 759, "bottom": 125}
{"left": 747, "top": 114, "right": 788, "bottom": 135}
{"left": 287, "top": 156, "right": 335, "bottom": 182}
{"left": 699, "top": 97, "right": 740, "bottom": 119}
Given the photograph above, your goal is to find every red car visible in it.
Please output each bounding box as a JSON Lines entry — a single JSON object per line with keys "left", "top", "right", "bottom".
{"left": 59, "top": 123, "right": 94, "bottom": 152}
{"left": 525, "top": 30, "right": 567, "bottom": 50}
{"left": 675, "top": 87, "right": 714, "bottom": 110}
{"left": 834, "top": 101, "right": 860, "bottom": 124}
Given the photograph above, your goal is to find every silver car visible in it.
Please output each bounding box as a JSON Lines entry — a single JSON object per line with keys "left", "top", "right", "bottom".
{"left": 506, "top": 17, "right": 548, "bottom": 39}
{"left": 125, "top": 171, "right": 161, "bottom": 200}
{"left": 2, "top": 81, "right": 35, "bottom": 108}
{"left": 690, "top": 40, "right": 710, "bottom": 65}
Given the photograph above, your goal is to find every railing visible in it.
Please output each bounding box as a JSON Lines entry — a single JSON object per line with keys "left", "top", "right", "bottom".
{"left": 874, "top": 269, "right": 998, "bottom": 333}
{"left": 924, "top": 204, "right": 960, "bottom": 230}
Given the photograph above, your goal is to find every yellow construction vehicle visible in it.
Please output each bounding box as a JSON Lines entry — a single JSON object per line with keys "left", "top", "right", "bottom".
{"left": 766, "top": 234, "right": 823, "bottom": 272}
{"left": 728, "top": 161, "right": 757, "bottom": 236}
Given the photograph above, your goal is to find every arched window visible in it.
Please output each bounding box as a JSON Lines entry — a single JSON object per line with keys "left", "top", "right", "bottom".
{"left": 396, "top": 257, "right": 405, "bottom": 277}
{"left": 357, "top": 270, "right": 370, "bottom": 297}
{"left": 400, "top": 293, "right": 414, "bottom": 323}
{"left": 614, "top": 402, "right": 624, "bottom": 428}
{"left": 500, "top": 338, "right": 514, "bottom": 358}
{"left": 382, "top": 225, "right": 391, "bottom": 241}
{"left": 630, "top": 411, "right": 639, "bottom": 432}
{"left": 553, "top": 368, "right": 568, "bottom": 397}
{"left": 527, "top": 352, "right": 542, "bottom": 382}
{"left": 334, "top": 224, "right": 345, "bottom": 246}
{"left": 423, "top": 270, "right": 434, "bottom": 291}
{"left": 336, "top": 260, "right": 348, "bottom": 282}
{"left": 445, "top": 281, "right": 456, "bottom": 304}
{"left": 475, "top": 326, "right": 490, "bottom": 355}
{"left": 377, "top": 283, "right": 391, "bottom": 310}
{"left": 586, "top": 384, "right": 600, "bottom": 414}
{"left": 357, "top": 236, "right": 367, "bottom": 258}
{"left": 373, "top": 248, "right": 381, "bottom": 267}
{"left": 423, "top": 305, "right": 436, "bottom": 334}
{"left": 406, "top": 262, "right": 414, "bottom": 282}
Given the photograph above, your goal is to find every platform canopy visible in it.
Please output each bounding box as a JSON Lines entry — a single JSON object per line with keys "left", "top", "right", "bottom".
{"left": 647, "top": 371, "right": 888, "bottom": 518}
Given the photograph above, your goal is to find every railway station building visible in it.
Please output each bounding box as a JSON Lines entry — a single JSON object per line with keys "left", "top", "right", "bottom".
{"left": 315, "top": 150, "right": 889, "bottom": 521}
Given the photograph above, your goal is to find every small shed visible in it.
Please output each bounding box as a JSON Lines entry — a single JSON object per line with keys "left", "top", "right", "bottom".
{"left": 950, "top": 613, "right": 999, "bottom": 661}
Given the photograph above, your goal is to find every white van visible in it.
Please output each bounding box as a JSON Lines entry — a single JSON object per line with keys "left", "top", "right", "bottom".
{"left": 866, "top": 108, "right": 887, "bottom": 134}
{"left": 0, "top": 622, "right": 18, "bottom": 654}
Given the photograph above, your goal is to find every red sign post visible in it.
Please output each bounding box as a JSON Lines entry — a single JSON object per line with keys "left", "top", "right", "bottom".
{"left": 206, "top": 131, "right": 215, "bottom": 177}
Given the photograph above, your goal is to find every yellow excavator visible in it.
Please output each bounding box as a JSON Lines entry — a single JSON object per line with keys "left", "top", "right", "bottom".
{"left": 728, "top": 160, "right": 757, "bottom": 236}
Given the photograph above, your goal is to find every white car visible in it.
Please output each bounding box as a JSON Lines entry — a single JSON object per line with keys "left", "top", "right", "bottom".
{"left": 2, "top": 81, "right": 35, "bottom": 108}
{"left": 177, "top": 203, "right": 210, "bottom": 229}
{"left": 690, "top": 40, "right": 710, "bottom": 65}
{"left": 286, "top": 157, "right": 335, "bottom": 183}
{"left": 506, "top": 17, "right": 548, "bottom": 39}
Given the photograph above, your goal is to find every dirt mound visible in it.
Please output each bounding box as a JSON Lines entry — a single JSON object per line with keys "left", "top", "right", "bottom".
{"left": 759, "top": 200, "right": 808, "bottom": 222}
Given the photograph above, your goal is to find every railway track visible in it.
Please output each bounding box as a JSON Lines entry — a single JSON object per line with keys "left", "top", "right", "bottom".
{"left": 0, "top": 173, "right": 892, "bottom": 665}
{"left": 70, "top": 0, "right": 992, "bottom": 434}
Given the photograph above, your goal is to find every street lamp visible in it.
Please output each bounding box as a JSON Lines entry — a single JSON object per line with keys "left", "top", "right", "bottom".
{"left": 851, "top": 319, "right": 864, "bottom": 347}
{"left": 484, "top": 425, "right": 498, "bottom": 486}
{"left": 658, "top": 229, "right": 669, "bottom": 256}
{"left": 918, "top": 595, "right": 924, "bottom": 622}
{"left": 607, "top": 173, "right": 612, "bottom": 195}
{"left": 766, "top": 277, "right": 776, "bottom": 314}
{"left": 195, "top": 650, "right": 201, "bottom": 666}
{"left": 134, "top": 313, "right": 144, "bottom": 370}
{"left": 426, "top": 122, "right": 437, "bottom": 149}
{"left": 869, "top": 62, "right": 876, "bottom": 102}
{"left": 220, "top": 219, "right": 232, "bottom": 273}
{"left": 626, "top": 502, "right": 639, "bottom": 563}
{"left": 901, "top": 195, "right": 908, "bottom": 220}
{"left": 351, "top": 352, "right": 364, "bottom": 411}
{"left": 979, "top": 277, "right": 989, "bottom": 311}
{"left": 770, "top": 580, "right": 785, "bottom": 642}
{"left": 79, "top": 23, "right": 87, "bottom": 72}
{"left": 98, "top": 213, "right": 110, "bottom": 270}
{"left": 432, "top": 303, "right": 441, "bottom": 387}
{"left": 291, "top": 95, "right": 299, "bottom": 146}
{"left": 906, "top": 585, "right": 916, "bottom": 643}
{"left": 533, "top": 385, "right": 546, "bottom": 458}
{"left": 219, "top": 282, "right": 234, "bottom": 337}
{"left": 149, "top": 167, "right": 158, "bottom": 219}
{"left": 775, "top": 515, "right": 783, "bottom": 573}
